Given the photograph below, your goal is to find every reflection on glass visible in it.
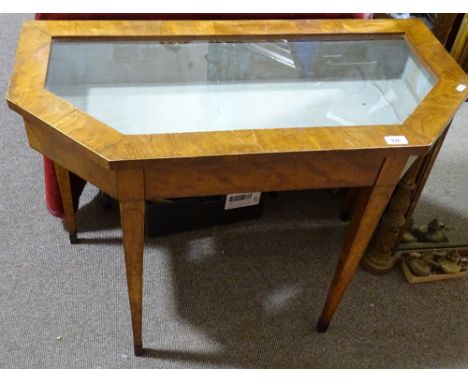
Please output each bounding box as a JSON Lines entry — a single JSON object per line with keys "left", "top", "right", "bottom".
{"left": 46, "top": 37, "right": 435, "bottom": 135}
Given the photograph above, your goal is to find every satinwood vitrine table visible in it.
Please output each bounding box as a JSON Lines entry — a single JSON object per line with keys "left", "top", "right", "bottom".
{"left": 6, "top": 19, "right": 468, "bottom": 356}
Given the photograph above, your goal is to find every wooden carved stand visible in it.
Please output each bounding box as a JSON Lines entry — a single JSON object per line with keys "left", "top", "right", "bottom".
{"left": 363, "top": 125, "right": 451, "bottom": 274}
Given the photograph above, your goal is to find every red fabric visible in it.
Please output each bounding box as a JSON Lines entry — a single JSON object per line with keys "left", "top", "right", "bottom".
{"left": 36, "top": 12, "right": 373, "bottom": 218}
{"left": 43, "top": 158, "right": 86, "bottom": 217}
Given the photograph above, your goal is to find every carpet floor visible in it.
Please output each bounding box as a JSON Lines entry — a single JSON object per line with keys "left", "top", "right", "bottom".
{"left": 0, "top": 14, "right": 467, "bottom": 368}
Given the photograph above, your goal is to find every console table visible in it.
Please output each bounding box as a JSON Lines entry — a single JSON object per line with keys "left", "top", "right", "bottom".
{"left": 6, "top": 19, "right": 467, "bottom": 356}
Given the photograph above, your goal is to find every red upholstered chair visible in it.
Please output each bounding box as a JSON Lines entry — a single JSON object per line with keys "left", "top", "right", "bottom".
{"left": 36, "top": 13, "right": 373, "bottom": 219}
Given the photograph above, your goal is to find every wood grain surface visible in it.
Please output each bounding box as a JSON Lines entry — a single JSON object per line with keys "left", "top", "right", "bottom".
{"left": 6, "top": 19, "right": 468, "bottom": 171}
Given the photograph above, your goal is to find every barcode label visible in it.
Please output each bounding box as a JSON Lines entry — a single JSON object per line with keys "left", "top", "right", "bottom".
{"left": 385, "top": 135, "right": 408, "bottom": 145}
{"left": 225, "top": 192, "right": 261, "bottom": 210}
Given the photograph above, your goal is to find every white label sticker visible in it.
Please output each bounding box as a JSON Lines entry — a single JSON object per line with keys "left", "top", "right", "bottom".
{"left": 456, "top": 84, "right": 466, "bottom": 92}
{"left": 225, "top": 192, "right": 261, "bottom": 210}
{"left": 385, "top": 135, "right": 409, "bottom": 145}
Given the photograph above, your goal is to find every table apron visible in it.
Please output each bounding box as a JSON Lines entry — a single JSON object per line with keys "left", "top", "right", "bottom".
{"left": 143, "top": 153, "right": 385, "bottom": 199}
{"left": 23, "top": 118, "right": 400, "bottom": 200}
{"left": 24, "top": 118, "right": 119, "bottom": 199}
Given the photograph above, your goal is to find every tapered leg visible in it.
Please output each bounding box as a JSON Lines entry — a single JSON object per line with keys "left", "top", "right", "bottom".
{"left": 317, "top": 156, "right": 408, "bottom": 331}
{"left": 54, "top": 163, "right": 78, "bottom": 244}
{"left": 117, "top": 170, "right": 145, "bottom": 356}
{"left": 120, "top": 199, "right": 145, "bottom": 356}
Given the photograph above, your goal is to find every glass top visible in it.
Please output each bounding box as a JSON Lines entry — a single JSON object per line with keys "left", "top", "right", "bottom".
{"left": 46, "top": 37, "right": 435, "bottom": 135}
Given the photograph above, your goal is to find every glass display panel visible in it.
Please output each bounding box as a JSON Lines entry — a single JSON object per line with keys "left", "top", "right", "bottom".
{"left": 46, "top": 37, "right": 435, "bottom": 135}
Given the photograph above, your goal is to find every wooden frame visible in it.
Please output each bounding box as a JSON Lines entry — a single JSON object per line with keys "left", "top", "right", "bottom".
{"left": 7, "top": 20, "right": 468, "bottom": 168}
{"left": 6, "top": 19, "right": 468, "bottom": 356}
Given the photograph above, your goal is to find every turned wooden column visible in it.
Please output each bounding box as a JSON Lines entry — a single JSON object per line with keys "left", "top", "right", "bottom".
{"left": 361, "top": 158, "right": 422, "bottom": 273}
{"left": 362, "top": 126, "right": 450, "bottom": 274}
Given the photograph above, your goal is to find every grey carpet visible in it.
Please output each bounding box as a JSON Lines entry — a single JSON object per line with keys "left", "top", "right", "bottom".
{"left": 0, "top": 14, "right": 467, "bottom": 368}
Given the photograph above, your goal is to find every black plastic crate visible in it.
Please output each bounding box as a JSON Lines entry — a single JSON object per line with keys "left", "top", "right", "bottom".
{"left": 145, "top": 193, "right": 266, "bottom": 238}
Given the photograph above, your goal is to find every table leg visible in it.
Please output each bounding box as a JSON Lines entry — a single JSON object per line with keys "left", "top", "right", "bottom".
{"left": 54, "top": 163, "right": 78, "bottom": 244}
{"left": 117, "top": 170, "right": 145, "bottom": 356}
{"left": 317, "top": 156, "right": 408, "bottom": 332}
